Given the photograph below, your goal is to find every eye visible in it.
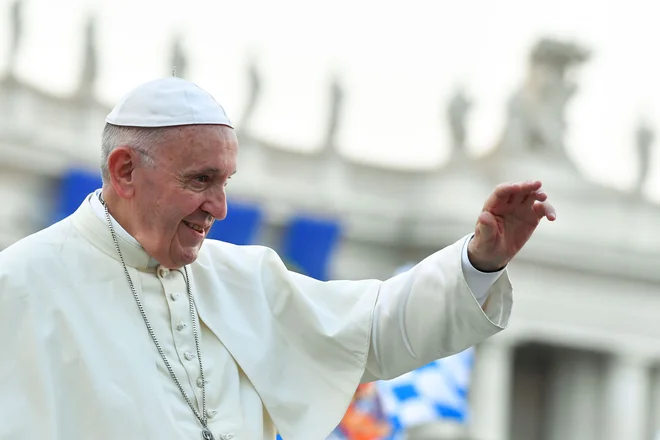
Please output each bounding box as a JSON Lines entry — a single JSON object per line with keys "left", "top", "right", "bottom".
{"left": 187, "top": 175, "right": 212, "bottom": 190}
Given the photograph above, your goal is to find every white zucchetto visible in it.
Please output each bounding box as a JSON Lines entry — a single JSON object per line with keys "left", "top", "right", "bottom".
{"left": 106, "top": 77, "right": 233, "bottom": 128}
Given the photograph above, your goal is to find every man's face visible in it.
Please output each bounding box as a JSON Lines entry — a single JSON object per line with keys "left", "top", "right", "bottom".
{"left": 130, "top": 124, "right": 238, "bottom": 269}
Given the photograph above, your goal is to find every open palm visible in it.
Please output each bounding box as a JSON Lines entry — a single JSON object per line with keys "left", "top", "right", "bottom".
{"left": 468, "top": 180, "right": 556, "bottom": 272}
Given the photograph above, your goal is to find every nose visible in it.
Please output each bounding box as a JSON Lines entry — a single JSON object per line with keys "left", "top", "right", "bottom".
{"left": 201, "top": 188, "right": 227, "bottom": 221}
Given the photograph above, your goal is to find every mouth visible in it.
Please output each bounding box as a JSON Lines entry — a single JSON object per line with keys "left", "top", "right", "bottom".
{"left": 183, "top": 221, "right": 207, "bottom": 236}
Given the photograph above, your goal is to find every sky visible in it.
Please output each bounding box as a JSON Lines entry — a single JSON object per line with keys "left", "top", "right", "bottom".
{"left": 1, "top": 0, "right": 659, "bottom": 200}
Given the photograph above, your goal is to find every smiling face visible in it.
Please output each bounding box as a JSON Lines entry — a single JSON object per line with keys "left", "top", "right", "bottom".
{"left": 107, "top": 124, "right": 238, "bottom": 268}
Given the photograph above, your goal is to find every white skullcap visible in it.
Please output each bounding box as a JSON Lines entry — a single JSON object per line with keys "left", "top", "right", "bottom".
{"left": 106, "top": 77, "right": 233, "bottom": 128}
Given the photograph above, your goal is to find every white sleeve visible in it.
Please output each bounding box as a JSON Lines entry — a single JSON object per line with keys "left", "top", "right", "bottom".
{"left": 362, "top": 235, "right": 513, "bottom": 382}
{"left": 461, "top": 233, "right": 505, "bottom": 306}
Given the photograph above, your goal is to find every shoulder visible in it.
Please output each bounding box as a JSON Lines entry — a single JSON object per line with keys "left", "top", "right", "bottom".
{"left": 197, "top": 239, "right": 286, "bottom": 273}
{"left": 0, "top": 219, "right": 74, "bottom": 261}
{"left": 191, "top": 239, "right": 295, "bottom": 301}
{"left": 0, "top": 219, "right": 75, "bottom": 288}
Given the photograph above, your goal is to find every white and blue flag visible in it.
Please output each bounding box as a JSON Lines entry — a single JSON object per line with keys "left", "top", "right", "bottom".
{"left": 373, "top": 263, "right": 476, "bottom": 437}
{"left": 375, "top": 347, "right": 475, "bottom": 434}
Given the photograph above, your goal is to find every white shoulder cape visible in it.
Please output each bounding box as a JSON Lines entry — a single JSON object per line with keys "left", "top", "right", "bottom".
{"left": 0, "top": 199, "right": 512, "bottom": 440}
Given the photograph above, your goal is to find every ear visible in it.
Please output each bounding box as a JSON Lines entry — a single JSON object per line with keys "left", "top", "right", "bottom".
{"left": 107, "top": 146, "right": 140, "bottom": 200}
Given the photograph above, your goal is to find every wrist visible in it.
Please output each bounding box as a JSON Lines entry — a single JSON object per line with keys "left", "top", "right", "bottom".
{"left": 467, "top": 240, "right": 507, "bottom": 273}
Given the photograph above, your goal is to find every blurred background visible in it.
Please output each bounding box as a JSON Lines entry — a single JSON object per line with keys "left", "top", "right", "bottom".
{"left": 1, "top": 0, "right": 660, "bottom": 439}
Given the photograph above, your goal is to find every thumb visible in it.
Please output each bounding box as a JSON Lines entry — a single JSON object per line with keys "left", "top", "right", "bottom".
{"left": 475, "top": 211, "right": 498, "bottom": 241}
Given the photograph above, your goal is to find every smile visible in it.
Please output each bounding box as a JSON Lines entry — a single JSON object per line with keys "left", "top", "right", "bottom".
{"left": 183, "top": 221, "right": 205, "bottom": 234}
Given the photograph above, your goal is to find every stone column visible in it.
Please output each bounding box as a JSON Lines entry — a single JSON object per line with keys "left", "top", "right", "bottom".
{"left": 647, "top": 367, "right": 660, "bottom": 439}
{"left": 468, "top": 341, "right": 513, "bottom": 440}
{"left": 545, "top": 350, "right": 603, "bottom": 440}
{"left": 603, "top": 354, "right": 651, "bottom": 440}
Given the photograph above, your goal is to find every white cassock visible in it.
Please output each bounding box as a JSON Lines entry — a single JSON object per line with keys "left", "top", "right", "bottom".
{"left": 0, "top": 191, "right": 512, "bottom": 440}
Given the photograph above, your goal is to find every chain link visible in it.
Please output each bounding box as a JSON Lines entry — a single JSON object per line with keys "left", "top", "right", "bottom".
{"left": 101, "top": 196, "right": 209, "bottom": 431}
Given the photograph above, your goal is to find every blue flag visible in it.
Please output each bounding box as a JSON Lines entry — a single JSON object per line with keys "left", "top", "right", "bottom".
{"left": 207, "top": 200, "right": 263, "bottom": 245}
{"left": 54, "top": 168, "right": 102, "bottom": 222}
{"left": 280, "top": 214, "right": 342, "bottom": 280}
{"left": 375, "top": 347, "right": 475, "bottom": 435}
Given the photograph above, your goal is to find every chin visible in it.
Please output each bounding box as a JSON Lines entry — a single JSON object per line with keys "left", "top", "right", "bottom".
{"left": 175, "top": 248, "right": 201, "bottom": 267}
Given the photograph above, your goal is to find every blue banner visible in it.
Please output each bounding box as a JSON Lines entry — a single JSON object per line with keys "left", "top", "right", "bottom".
{"left": 207, "top": 200, "right": 263, "bottom": 245}
{"left": 280, "top": 214, "right": 342, "bottom": 280}
{"left": 54, "top": 167, "right": 103, "bottom": 222}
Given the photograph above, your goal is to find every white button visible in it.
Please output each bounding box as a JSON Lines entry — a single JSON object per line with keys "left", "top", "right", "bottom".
{"left": 207, "top": 410, "right": 218, "bottom": 418}
{"left": 170, "top": 292, "right": 180, "bottom": 301}
{"left": 176, "top": 322, "right": 187, "bottom": 331}
{"left": 196, "top": 378, "right": 206, "bottom": 388}
{"left": 158, "top": 267, "right": 170, "bottom": 278}
{"left": 184, "top": 352, "right": 195, "bottom": 361}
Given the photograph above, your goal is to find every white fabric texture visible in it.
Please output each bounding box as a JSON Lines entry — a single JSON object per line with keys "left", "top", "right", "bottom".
{"left": 0, "top": 196, "right": 513, "bottom": 440}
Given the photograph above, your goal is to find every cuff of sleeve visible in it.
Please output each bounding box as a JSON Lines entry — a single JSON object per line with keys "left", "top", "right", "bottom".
{"left": 461, "top": 234, "right": 505, "bottom": 306}
{"left": 478, "top": 268, "right": 514, "bottom": 329}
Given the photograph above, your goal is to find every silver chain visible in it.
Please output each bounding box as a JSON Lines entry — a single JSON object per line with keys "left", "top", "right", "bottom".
{"left": 101, "top": 196, "right": 209, "bottom": 430}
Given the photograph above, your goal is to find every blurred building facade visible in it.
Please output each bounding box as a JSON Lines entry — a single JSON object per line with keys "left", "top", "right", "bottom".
{"left": 2, "top": 28, "right": 660, "bottom": 440}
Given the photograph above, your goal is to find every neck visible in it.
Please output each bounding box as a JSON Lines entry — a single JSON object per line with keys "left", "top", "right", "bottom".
{"left": 98, "top": 188, "right": 175, "bottom": 270}
{"left": 100, "top": 189, "right": 140, "bottom": 241}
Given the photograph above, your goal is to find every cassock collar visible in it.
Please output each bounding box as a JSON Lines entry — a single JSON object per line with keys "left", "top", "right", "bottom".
{"left": 70, "top": 191, "right": 159, "bottom": 271}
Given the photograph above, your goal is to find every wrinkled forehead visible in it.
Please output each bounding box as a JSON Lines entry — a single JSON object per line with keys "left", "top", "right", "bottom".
{"left": 161, "top": 125, "right": 238, "bottom": 170}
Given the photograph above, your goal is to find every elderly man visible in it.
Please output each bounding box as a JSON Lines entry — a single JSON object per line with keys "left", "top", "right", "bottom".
{"left": 0, "top": 77, "right": 555, "bottom": 440}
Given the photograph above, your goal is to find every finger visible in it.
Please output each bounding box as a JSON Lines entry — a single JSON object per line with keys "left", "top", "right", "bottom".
{"left": 492, "top": 182, "right": 520, "bottom": 200}
{"left": 519, "top": 180, "right": 543, "bottom": 193}
{"left": 487, "top": 181, "right": 544, "bottom": 211}
{"left": 533, "top": 201, "right": 557, "bottom": 221}
{"left": 511, "top": 188, "right": 530, "bottom": 206}
{"left": 534, "top": 190, "right": 548, "bottom": 202}
{"left": 493, "top": 180, "right": 542, "bottom": 201}
{"left": 521, "top": 189, "right": 548, "bottom": 206}
{"left": 488, "top": 183, "right": 523, "bottom": 209}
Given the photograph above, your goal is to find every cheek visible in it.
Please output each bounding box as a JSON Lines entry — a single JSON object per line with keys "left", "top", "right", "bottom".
{"left": 169, "top": 194, "right": 206, "bottom": 220}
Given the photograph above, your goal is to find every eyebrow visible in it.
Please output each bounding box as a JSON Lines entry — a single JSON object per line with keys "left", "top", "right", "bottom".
{"left": 182, "top": 168, "right": 237, "bottom": 178}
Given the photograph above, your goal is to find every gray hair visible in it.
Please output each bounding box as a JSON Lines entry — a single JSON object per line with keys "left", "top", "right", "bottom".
{"left": 100, "top": 123, "right": 169, "bottom": 184}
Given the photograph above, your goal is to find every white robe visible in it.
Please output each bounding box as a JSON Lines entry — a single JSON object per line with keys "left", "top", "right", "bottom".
{"left": 0, "top": 193, "right": 513, "bottom": 440}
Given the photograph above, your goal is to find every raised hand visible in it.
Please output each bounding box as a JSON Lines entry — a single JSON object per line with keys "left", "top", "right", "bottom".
{"left": 467, "top": 180, "right": 556, "bottom": 272}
